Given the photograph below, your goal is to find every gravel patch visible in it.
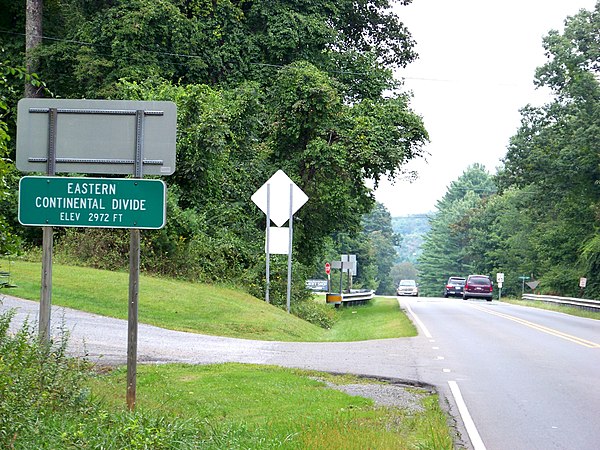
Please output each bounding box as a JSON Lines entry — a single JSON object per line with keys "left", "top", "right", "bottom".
{"left": 316, "top": 378, "right": 430, "bottom": 413}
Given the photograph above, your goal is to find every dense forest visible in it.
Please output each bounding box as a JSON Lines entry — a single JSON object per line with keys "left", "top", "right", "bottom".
{"left": 0, "top": 0, "right": 428, "bottom": 316}
{"left": 417, "top": 2, "right": 600, "bottom": 298}
{"left": 391, "top": 215, "right": 429, "bottom": 263}
{"left": 3, "top": 1, "right": 600, "bottom": 305}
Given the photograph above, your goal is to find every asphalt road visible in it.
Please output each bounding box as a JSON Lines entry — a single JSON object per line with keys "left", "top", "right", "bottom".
{"left": 403, "top": 296, "right": 600, "bottom": 450}
{"left": 2, "top": 293, "right": 599, "bottom": 449}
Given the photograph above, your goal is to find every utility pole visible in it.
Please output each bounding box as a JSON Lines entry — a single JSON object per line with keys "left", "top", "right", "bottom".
{"left": 27, "top": 0, "right": 51, "bottom": 343}
{"left": 26, "top": 0, "right": 43, "bottom": 98}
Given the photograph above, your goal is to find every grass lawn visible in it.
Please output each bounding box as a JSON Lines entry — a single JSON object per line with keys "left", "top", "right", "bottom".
{"left": 502, "top": 297, "right": 600, "bottom": 320}
{"left": 326, "top": 298, "right": 416, "bottom": 341}
{"left": 1, "top": 260, "right": 453, "bottom": 449}
{"left": 1, "top": 259, "right": 416, "bottom": 341}
{"left": 88, "top": 363, "right": 453, "bottom": 449}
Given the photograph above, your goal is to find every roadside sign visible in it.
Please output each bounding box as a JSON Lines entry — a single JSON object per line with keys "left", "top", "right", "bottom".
{"left": 341, "top": 254, "right": 357, "bottom": 276}
{"left": 580, "top": 277, "right": 587, "bottom": 288}
{"left": 251, "top": 169, "right": 309, "bottom": 311}
{"left": 325, "top": 262, "right": 331, "bottom": 275}
{"left": 496, "top": 272, "right": 504, "bottom": 283}
{"left": 16, "top": 98, "right": 176, "bottom": 175}
{"left": 306, "top": 279, "right": 328, "bottom": 291}
{"left": 18, "top": 176, "right": 166, "bottom": 229}
{"left": 16, "top": 98, "right": 177, "bottom": 411}
{"left": 251, "top": 170, "right": 308, "bottom": 227}
{"left": 266, "top": 227, "right": 289, "bottom": 254}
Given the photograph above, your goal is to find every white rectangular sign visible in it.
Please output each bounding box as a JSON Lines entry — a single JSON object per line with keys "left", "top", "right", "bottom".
{"left": 266, "top": 227, "right": 289, "bottom": 254}
{"left": 17, "top": 99, "right": 177, "bottom": 175}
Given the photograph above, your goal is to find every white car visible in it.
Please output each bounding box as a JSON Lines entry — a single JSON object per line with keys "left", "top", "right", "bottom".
{"left": 397, "top": 279, "right": 419, "bottom": 296}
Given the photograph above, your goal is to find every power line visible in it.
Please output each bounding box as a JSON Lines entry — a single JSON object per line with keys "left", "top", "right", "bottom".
{"left": 0, "top": 29, "right": 380, "bottom": 77}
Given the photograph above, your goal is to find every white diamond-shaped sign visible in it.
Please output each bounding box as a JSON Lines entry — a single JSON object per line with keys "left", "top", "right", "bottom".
{"left": 251, "top": 170, "right": 308, "bottom": 227}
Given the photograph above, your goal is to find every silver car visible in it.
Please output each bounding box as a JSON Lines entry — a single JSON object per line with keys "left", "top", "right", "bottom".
{"left": 397, "top": 279, "right": 419, "bottom": 296}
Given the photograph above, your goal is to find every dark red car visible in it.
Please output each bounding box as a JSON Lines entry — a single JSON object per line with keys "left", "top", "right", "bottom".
{"left": 463, "top": 275, "right": 493, "bottom": 301}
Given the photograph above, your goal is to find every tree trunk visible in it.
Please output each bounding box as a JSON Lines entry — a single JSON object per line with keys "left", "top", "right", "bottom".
{"left": 25, "top": 0, "right": 43, "bottom": 98}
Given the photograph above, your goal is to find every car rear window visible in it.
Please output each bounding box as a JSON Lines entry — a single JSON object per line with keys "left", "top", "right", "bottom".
{"left": 469, "top": 276, "right": 491, "bottom": 285}
{"left": 449, "top": 278, "right": 465, "bottom": 285}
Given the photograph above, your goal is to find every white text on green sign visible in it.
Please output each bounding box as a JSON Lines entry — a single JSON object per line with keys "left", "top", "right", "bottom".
{"left": 18, "top": 176, "right": 166, "bottom": 229}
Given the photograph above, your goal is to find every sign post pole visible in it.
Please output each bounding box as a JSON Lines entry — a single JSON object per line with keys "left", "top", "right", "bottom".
{"left": 251, "top": 170, "right": 308, "bottom": 312}
{"left": 127, "top": 227, "right": 140, "bottom": 411}
{"left": 39, "top": 107, "right": 57, "bottom": 344}
{"left": 519, "top": 275, "right": 530, "bottom": 297}
{"left": 286, "top": 184, "right": 293, "bottom": 313}
{"left": 579, "top": 277, "right": 587, "bottom": 298}
{"left": 496, "top": 273, "right": 504, "bottom": 302}
{"left": 126, "top": 109, "right": 145, "bottom": 411}
{"left": 265, "top": 184, "right": 270, "bottom": 304}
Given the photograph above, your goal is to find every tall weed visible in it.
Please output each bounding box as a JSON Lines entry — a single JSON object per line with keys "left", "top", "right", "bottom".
{"left": 0, "top": 305, "right": 90, "bottom": 448}
{"left": 0, "top": 304, "right": 203, "bottom": 449}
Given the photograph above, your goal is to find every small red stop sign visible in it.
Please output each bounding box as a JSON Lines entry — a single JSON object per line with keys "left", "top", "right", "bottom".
{"left": 325, "top": 263, "right": 331, "bottom": 275}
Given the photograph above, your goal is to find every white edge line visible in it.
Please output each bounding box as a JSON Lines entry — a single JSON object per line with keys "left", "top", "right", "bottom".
{"left": 448, "top": 380, "right": 487, "bottom": 450}
{"left": 401, "top": 299, "right": 432, "bottom": 338}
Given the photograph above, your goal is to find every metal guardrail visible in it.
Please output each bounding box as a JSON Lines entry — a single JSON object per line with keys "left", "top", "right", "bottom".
{"left": 522, "top": 293, "right": 600, "bottom": 311}
{"left": 326, "top": 290, "right": 374, "bottom": 307}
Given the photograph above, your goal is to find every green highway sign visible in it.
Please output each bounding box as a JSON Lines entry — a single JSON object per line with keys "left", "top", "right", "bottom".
{"left": 18, "top": 176, "right": 166, "bottom": 229}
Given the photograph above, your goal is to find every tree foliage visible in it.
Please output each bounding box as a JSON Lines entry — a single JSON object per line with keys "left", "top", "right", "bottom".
{"left": 0, "top": 0, "right": 427, "bottom": 313}
{"left": 418, "top": 3, "right": 600, "bottom": 298}
{"left": 0, "top": 58, "right": 49, "bottom": 254}
{"left": 320, "top": 202, "right": 398, "bottom": 295}
{"left": 391, "top": 215, "right": 429, "bottom": 264}
{"left": 417, "top": 164, "right": 496, "bottom": 296}
{"left": 1, "top": 0, "right": 417, "bottom": 99}
{"left": 495, "top": 3, "right": 600, "bottom": 297}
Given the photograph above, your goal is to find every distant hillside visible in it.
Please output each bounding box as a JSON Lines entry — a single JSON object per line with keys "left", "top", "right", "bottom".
{"left": 391, "top": 215, "right": 432, "bottom": 263}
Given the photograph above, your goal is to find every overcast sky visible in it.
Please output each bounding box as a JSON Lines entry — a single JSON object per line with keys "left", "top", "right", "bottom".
{"left": 373, "top": 0, "right": 598, "bottom": 217}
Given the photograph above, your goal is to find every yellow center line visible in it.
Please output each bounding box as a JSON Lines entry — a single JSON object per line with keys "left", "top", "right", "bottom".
{"left": 469, "top": 305, "right": 600, "bottom": 348}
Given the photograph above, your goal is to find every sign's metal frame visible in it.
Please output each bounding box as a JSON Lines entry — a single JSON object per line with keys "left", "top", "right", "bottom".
{"left": 16, "top": 98, "right": 177, "bottom": 412}
{"left": 17, "top": 99, "right": 176, "bottom": 175}
{"left": 251, "top": 170, "right": 309, "bottom": 312}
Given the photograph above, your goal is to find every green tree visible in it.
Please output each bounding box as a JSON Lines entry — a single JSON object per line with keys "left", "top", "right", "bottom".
{"left": 496, "top": 3, "right": 600, "bottom": 297}
{"left": 0, "top": 59, "right": 48, "bottom": 254}
{"left": 0, "top": 0, "right": 430, "bottom": 314}
{"left": 361, "top": 203, "right": 399, "bottom": 294}
{"left": 390, "top": 261, "right": 418, "bottom": 288}
{"left": 461, "top": 188, "right": 538, "bottom": 296}
{"left": 0, "top": 90, "right": 17, "bottom": 254}
{"left": 391, "top": 214, "right": 429, "bottom": 263}
{"left": 418, "top": 164, "right": 496, "bottom": 296}
{"left": 1, "top": 0, "right": 417, "bottom": 100}
{"left": 323, "top": 203, "right": 399, "bottom": 294}
{"left": 265, "top": 61, "right": 427, "bottom": 266}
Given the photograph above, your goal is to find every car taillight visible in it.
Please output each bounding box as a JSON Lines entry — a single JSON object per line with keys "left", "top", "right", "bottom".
{"left": 465, "top": 283, "right": 470, "bottom": 290}
{"left": 489, "top": 284, "right": 493, "bottom": 292}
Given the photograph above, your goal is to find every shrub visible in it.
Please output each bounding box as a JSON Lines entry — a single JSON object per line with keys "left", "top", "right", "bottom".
{"left": 292, "top": 299, "right": 337, "bottom": 329}
{"left": 0, "top": 304, "right": 203, "bottom": 449}
{"left": 0, "top": 306, "right": 90, "bottom": 448}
